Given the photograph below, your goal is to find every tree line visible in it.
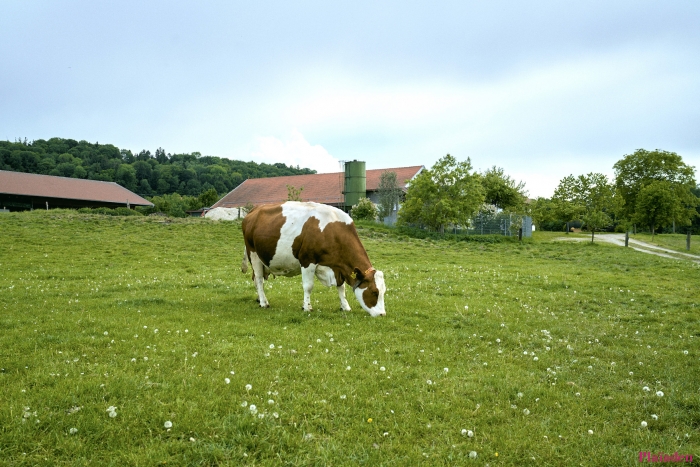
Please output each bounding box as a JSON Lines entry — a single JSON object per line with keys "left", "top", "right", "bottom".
{"left": 531, "top": 149, "right": 700, "bottom": 238}
{"left": 353, "top": 150, "right": 699, "bottom": 238}
{"left": 0, "top": 137, "right": 315, "bottom": 201}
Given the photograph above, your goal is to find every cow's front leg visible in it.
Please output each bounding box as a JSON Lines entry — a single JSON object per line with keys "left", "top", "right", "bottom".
{"left": 250, "top": 252, "right": 269, "bottom": 308}
{"left": 337, "top": 283, "right": 352, "bottom": 311}
{"left": 301, "top": 265, "right": 316, "bottom": 311}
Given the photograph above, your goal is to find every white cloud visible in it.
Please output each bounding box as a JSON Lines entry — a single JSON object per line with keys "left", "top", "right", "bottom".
{"left": 250, "top": 130, "right": 341, "bottom": 173}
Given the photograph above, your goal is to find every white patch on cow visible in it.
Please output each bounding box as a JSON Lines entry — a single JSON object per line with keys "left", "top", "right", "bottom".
{"left": 337, "top": 283, "right": 352, "bottom": 311}
{"left": 301, "top": 265, "right": 316, "bottom": 311}
{"left": 269, "top": 202, "right": 351, "bottom": 275}
{"left": 354, "top": 270, "right": 386, "bottom": 317}
{"left": 314, "top": 265, "right": 337, "bottom": 287}
{"left": 249, "top": 251, "right": 270, "bottom": 308}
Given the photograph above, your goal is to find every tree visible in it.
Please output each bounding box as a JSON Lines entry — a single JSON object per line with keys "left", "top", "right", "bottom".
{"left": 633, "top": 180, "right": 678, "bottom": 240}
{"left": 198, "top": 188, "right": 219, "bottom": 207}
{"left": 480, "top": 166, "right": 527, "bottom": 211}
{"left": 398, "top": 154, "right": 484, "bottom": 233}
{"left": 350, "top": 197, "right": 378, "bottom": 221}
{"left": 614, "top": 149, "right": 698, "bottom": 228}
{"left": 530, "top": 197, "right": 559, "bottom": 231}
{"left": 553, "top": 173, "right": 615, "bottom": 241}
{"left": 286, "top": 184, "right": 304, "bottom": 201}
{"left": 377, "top": 171, "right": 401, "bottom": 221}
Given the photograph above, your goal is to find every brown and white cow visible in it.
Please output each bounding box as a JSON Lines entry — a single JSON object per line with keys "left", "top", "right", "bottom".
{"left": 241, "top": 201, "right": 386, "bottom": 317}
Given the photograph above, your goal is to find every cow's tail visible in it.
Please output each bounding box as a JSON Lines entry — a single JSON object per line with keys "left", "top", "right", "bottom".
{"left": 241, "top": 247, "right": 249, "bottom": 273}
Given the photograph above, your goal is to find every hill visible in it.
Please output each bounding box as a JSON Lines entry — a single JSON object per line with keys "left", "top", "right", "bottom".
{"left": 0, "top": 138, "right": 315, "bottom": 198}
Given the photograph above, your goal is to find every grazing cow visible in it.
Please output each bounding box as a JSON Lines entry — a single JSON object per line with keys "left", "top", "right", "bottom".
{"left": 241, "top": 201, "right": 386, "bottom": 317}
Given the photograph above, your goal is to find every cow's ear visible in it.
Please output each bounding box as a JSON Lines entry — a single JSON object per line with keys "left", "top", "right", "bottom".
{"left": 352, "top": 267, "right": 363, "bottom": 281}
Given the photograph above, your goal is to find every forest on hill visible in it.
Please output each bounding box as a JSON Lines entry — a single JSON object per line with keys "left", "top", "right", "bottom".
{"left": 0, "top": 138, "right": 315, "bottom": 198}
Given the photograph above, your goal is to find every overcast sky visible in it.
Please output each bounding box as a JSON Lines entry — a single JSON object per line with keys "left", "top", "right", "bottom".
{"left": 2, "top": 1, "right": 699, "bottom": 197}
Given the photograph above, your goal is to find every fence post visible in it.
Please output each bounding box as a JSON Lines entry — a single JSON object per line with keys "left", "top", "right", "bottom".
{"left": 688, "top": 231, "right": 692, "bottom": 251}
{"left": 518, "top": 227, "right": 522, "bottom": 241}
{"left": 625, "top": 231, "right": 629, "bottom": 247}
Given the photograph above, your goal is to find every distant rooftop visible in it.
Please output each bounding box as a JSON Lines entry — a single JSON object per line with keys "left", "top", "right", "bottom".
{"left": 0, "top": 170, "right": 153, "bottom": 210}
{"left": 212, "top": 166, "right": 424, "bottom": 208}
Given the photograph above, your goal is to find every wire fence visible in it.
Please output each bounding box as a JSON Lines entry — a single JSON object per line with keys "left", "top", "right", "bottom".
{"left": 449, "top": 213, "right": 532, "bottom": 237}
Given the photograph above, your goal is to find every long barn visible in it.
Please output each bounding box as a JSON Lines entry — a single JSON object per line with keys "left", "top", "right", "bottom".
{"left": 0, "top": 170, "right": 153, "bottom": 211}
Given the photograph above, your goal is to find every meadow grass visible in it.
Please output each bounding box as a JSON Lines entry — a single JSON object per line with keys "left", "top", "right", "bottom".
{"left": 1, "top": 211, "right": 698, "bottom": 466}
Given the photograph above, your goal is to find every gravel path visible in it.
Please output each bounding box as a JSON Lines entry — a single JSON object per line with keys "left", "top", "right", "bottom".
{"left": 555, "top": 233, "right": 700, "bottom": 263}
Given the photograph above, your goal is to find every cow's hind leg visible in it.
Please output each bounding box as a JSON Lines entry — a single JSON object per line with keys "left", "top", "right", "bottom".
{"left": 337, "top": 283, "right": 352, "bottom": 311}
{"left": 249, "top": 252, "right": 270, "bottom": 308}
{"left": 301, "top": 265, "right": 316, "bottom": 311}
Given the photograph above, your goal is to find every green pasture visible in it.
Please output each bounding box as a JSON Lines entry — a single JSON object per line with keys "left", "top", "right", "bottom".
{"left": 0, "top": 211, "right": 698, "bottom": 466}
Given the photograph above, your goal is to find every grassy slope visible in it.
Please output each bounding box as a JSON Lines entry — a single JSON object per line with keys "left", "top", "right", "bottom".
{"left": 0, "top": 211, "right": 698, "bottom": 466}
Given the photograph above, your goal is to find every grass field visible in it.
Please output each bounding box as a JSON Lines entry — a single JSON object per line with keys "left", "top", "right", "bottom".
{"left": 1, "top": 211, "right": 698, "bottom": 466}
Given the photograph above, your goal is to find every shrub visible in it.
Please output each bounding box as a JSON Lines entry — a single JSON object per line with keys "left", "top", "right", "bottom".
{"left": 350, "top": 197, "right": 378, "bottom": 221}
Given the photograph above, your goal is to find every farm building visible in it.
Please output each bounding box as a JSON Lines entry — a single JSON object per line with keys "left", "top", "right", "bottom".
{"left": 0, "top": 170, "right": 153, "bottom": 211}
{"left": 210, "top": 163, "right": 424, "bottom": 224}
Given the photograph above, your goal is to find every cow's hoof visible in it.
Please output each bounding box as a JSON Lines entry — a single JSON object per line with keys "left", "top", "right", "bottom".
{"left": 260, "top": 303, "right": 270, "bottom": 308}
{"left": 340, "top": 307, "right": 352, "bottom": 312}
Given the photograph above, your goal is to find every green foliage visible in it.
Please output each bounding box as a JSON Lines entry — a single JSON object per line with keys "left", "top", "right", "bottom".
{"left": 553, "top": 173, "right": 615, "bottom": 239}
{"left": 480, "top": 166, "right": 527, "bottom": 211}
{"left": 197, "top": 188, "right": 219, "bottom": 208}
{"left": 349, "top": 197, "right": 378, "bottom": 221}
{"left": 141, "top": 193, "right": 203, "bottom": 217}
{"left": 632, "top": 180, "right": 678, "bottom": 239}
{"left": 1, "top": 212, "right": 699, "bottom": 465}
{"left": 614, "top": 149, "right": 697, "bottom": 224}
{"left": 377, "top": 171, "right": 401, "bottom": 221}
{"left": 398, "top": 154, "right": 484, "bottom": 232}
{"left": 286, "top": 184, "right": 304, "bottom": 201}
{"left": 529, "top": 197, "right": 564, "bottom": 231}
{"left": 0, "top": 137, "right": 315, "bottom": 198}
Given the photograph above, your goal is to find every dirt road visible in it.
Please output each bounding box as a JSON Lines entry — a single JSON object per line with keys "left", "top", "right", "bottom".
{"left": 555, "top": 233, "right": 700, "bottom": 264}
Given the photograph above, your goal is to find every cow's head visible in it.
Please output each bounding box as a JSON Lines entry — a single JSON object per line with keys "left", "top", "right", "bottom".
{"left": 353, "top": 268, "right": 386, "bottom": 317}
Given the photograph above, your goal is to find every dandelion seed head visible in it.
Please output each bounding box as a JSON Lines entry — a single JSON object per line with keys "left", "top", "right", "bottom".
{"left": 651, "top": 414, "right": 658, "bottom": 420}
{"left": 245, "top": 384, "right": 252, "bottom": 391}
{"left": 164, "top": 421, "right": 172, "bottom": 429}
{"left": 469, "top": 451, "right": 477, "bottom": 459}
{"left": 588, "top": 430, "right": 593, "bottom": 435}
{"left": 69, "top": 427, "right": 78, "bottom": 435}
{"left": 641, "top": 420, "right": 648, "bottom": 427}
{"left": 224, "top": 378, "right": 230, "bottom": 384}
{"left": 656, "top": 391, "right": 664, "bottom": 397}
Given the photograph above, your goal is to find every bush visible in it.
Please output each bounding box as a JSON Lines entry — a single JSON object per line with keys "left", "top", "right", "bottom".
{"left": 350, "top": 197, "right": 378, "bottom": 221}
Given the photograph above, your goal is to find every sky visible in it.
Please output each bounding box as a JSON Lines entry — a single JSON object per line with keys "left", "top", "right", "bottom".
{"left": 1, "top": 1, "right": 699, "bottom": 198}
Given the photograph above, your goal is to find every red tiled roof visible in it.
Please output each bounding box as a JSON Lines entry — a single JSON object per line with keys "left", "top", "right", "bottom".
{"left": 0, "top": 170, "right": 153, "bottom": 206}
{"left": 212, "top": 166, "right": 423, "bottom": 208}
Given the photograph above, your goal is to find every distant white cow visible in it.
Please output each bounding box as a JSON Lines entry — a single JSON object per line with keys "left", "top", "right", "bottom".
{"left": 205, "top": 207, "right": 245, "bottom": 221}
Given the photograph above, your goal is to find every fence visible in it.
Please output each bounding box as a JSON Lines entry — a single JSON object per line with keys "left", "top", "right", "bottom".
{"left": 451, "top": 213, "right": 532, "bottom": 238}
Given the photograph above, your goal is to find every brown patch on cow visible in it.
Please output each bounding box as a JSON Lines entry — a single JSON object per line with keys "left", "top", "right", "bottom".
{"left": 242, "top": 204, "right": 286, "bottom": 266}
{"left": 361, "top": 270, "right": 380, "bottom": 308}
{"left": 291, "top": 216, "right": 373, "bottom": 286}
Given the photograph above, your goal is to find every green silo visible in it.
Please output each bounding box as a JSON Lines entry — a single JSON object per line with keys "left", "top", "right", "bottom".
{"left": 344, "top": 160, "right": 366, "bottom": 210}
